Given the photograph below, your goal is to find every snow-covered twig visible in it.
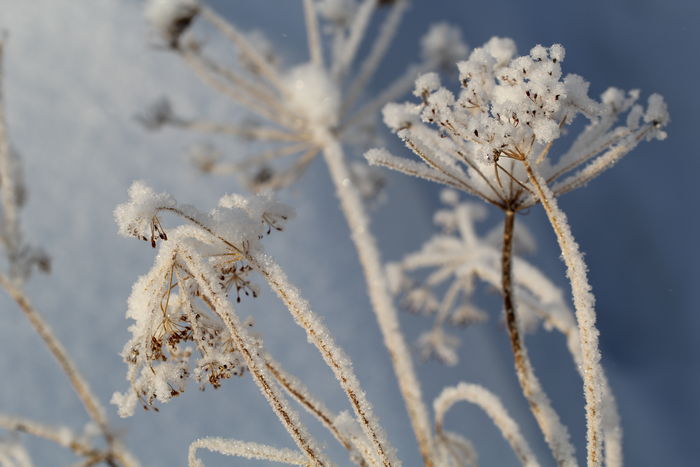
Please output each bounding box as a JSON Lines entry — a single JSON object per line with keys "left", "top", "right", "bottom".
{"left": 321, "top": 136, "right": 434, "bottom": 464}
{"left": 188, "top": 437, "right": 308, "bottom": 466}
{"left": 433, "top": 383, "right": 540, "bottom": 467}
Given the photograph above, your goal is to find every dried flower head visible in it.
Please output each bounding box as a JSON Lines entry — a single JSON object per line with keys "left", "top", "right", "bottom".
{"left": 367, "top": 38, "right": 669, "bottom": 211}
{"left": 112, "top": 182, "right": 293, "bottom": 416}
{"left": 141, "top": 1, "right": 468, "bottom": 193}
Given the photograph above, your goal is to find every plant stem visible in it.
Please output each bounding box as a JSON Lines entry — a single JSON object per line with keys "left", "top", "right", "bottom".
{"left": 522, "top": 160, "right": 604, "bottom": 467}
{"left": 248, "top": 252, "right": 395, "bottom": 467}
{"left": 0, "top": 278, "right": 140, "bottom": 466}
{"left": 264, "top": 355, "right": 363, "bottom": 463}
{"left": 501, "top": 210, "right": 577, "bottom": 467}
{"left": 181, "top": 250, "right": 329, "bottom": 466}
{"left": 320, "top": 133, "right": 434, "bottom": 465}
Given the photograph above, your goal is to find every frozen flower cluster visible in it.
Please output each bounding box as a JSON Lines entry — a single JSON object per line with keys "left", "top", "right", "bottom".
{"left": 112, "top": 182, "right": 293, "bottom": 416}
{"left": 388, "top": 189, "right": 573, "bottom": 365}
{"left": 367, "top": 38, "right": 668, "bottom": 210}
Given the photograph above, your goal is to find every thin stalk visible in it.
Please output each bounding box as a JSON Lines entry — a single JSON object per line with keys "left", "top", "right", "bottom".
{"left": 188, "top": 437, "right": 308, "bottom": 466}
{"left": 0, "top": 40, "right": 136, "bottom": 467}
{"left": 302, "top": 0, "right": 324, "bottom": 68}
{"left": 501, "top": 210, "right": 577, "bottom": 467}
{"left": 433, "top": 383, "right": 539, "bottom": 467}
{"left": 332, "top": 0, "right": 377, "bottom": 81}
{"left": 0, "top": 414, "right": 101, "bottom": 459}
{"left": 173, "top": 120, "right": 303, "bottom": 142}
{"left": 201, "top": 7, "right": 286, "bottom": 93}
{"left": 180, "top": 48, "right": 295, "bottom": 130}
{"left": 522, "top": 161, "right": 604, "bottom": 467}
{"left": 246, "top": 252, "right": 395, "bottom": 467}
{"left": 320, "top": 134, "right": 435, "bottom": 465}
{"left": 0, "top": 278, "right": 140, "bottom": 466}
{"left": 265, "top": 356, "right": 368, "bottom": 466}
{"left": 342, "top": 0, "right": 409, "bottom": 114}
{"left": 181, "top": 249, "right": 329, "bottom": 466}
{"left": 0, "top": 280, "right": 105, "bottom": 438}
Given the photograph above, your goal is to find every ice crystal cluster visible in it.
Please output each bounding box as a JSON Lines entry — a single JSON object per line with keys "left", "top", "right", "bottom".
{"left": 367, "top": 38, "right": 668, "bottom": 209}
{"left": 112, "top": 182, "right": 293, "bottom": 416}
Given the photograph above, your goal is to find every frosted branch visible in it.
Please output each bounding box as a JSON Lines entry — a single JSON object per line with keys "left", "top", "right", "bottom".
{"left": 321, "top": 135, "right": 435, "bottom": 464}
{"left": 303, "top": 0, "right": 324, "bottom": 68}
{"left": 200, "top": 7, "right": 285, "bottom": 93}
{"left": 434, "top": 383, "right": 539, "bottom": 467}
{"left": 188, "top": 437, "right": 307, "bottom": 466}
{"left": 264, "top": 355, "right": 364, "bottom": 463}
{"left": 331, "top": 0, "right": 376, "bottom": 80}
{"left": 0, "top": 437, "right": 32, "bottom": 467}
{"left": 500, "top": 211, "right": 577, "bottom": 467}
{"left": 180, "top": 246, "right": 330, "bottom": 466}
{"left": 523, "top": 161, "right": 605, "bottom": 467}
{"left": 247, "top": 250, "right": 397, "bottom": 466}
{"left": 180, "top": 47, "right": 296, "bottom": 130}
{"left": 365, "top": 148, "right": 498, "bottom": 204}
{"left": 0, "top": 414, "right": 96, "bottom": 458}
{"left": 342, "top": 0, "right": 409, "bottom": 113}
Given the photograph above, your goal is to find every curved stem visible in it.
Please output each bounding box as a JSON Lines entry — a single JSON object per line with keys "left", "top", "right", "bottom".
{"left": 320, "top": 134, "right": 435, "bottom": 465}
{"left": 433, "top": 383, "right": 539, "bottom": 467}
{"left": 501, "top": 210, "right": 577, "bottom": 467}
{"left": 188, "top": 437, "right": 307, "bottom": 466}
{"left": 522, "top": 161, "right": 604, "bottom": 467}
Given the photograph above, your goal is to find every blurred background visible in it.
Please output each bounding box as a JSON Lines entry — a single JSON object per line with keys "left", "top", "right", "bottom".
{"left": 0, "top": 0, "right": 697, "bottom": 465}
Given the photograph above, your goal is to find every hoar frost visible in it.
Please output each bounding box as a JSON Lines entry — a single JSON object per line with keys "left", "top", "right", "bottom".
{"left": 112, "top": 182, "right": 293, "bottom": 416}
{"left": 367, "top": 38, "right": 669, "bottom": 209}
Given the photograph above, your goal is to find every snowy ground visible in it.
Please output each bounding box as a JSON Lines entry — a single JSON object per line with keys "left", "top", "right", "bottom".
{"left": 0, "top": 0, "right": 697, "bottom": 465}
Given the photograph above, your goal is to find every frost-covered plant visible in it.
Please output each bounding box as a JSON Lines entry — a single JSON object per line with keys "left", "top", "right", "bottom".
{"left": 389, "top": 190, "right": 623, "bottom": 467}
{"left": 113, "top": 182, "right": 399, "bottom": 466}
{"left": 139, "top": 0, "right": 470, "bottom": 462}
{"left": 124, "top": 2, "right": 670, "bottom": 465}
{"left": 367, "top": 38, "right": 667, "bottom": 466}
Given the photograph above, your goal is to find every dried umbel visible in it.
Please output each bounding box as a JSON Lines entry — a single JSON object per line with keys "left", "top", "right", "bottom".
{"left": 112, "top": 182, "right": 293, "bottom": 416}
{"left": 367, "top": 38, "right": 668, "bottom": 212}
